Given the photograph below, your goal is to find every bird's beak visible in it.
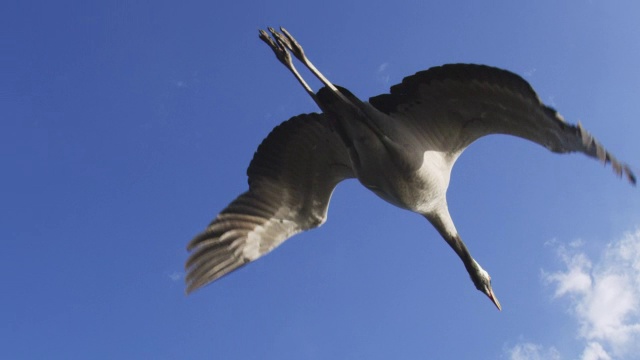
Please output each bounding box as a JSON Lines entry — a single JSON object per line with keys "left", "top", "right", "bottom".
{"left": 487, "top": 287, "right": 502, "bottom": 311}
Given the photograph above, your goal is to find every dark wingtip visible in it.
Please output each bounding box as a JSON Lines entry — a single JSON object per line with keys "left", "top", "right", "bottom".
{"left": 185, "top": 283, "right": 198, "bottom": 296}
{"left": 576, "top": 122, "right": 636, "bottom": 187}
{"left": 608, "top": 161, "right": 636, "bottom": 187}
{"left": 627, "top": 168, "right": 637, "bottom": 186}
{"left": 609, "top": 161, "right": 636, "bottom": 186}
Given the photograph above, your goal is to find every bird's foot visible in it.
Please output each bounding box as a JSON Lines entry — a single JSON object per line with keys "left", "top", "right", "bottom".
{"left": 259, "top": 26, "right": 344, "bottom": 104}
{"left": 259, "top": 27, "right": 319, "bottom": 104}
{"left": 259, "top": 29, "right": 293, "bottom": 69}
{"left": 274, "top": 27, "right": 307, "bottom": 63}
{"left": 261, "top": 27, "right": 309, "bottom": 68}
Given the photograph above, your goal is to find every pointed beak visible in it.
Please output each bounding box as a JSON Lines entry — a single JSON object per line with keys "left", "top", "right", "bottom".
{"left": 487, "top": 287, "right": 502, "bottom": 311}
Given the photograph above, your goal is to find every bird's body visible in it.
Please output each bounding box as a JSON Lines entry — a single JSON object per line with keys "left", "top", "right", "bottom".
{"left": 186, "top": 28, "right": 635, "bottom": 310}
{"left": 317, "top": 85, "right": 456, "bottom": 217}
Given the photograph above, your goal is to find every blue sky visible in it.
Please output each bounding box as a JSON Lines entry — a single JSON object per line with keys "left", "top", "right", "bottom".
{"left": 3, "top": 1, "right": 640, "bottom": 359}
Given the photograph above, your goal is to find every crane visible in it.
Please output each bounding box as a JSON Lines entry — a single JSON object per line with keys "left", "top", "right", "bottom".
{"left": 185, "top": 27, "right": 636, "bottom": 310}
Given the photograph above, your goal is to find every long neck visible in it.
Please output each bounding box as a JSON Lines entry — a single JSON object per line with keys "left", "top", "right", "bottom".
{"left": 423, "top": 207, "right": 477, "bottom": 277}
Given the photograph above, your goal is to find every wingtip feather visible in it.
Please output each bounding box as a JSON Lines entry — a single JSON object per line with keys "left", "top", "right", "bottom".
{"left": 626, "top": 166, "right": 637, "bottom": 186}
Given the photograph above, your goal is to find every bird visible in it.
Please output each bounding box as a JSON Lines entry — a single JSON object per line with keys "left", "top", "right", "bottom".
{"left": 185, "top": 27, "right": 636, "bottom": 310}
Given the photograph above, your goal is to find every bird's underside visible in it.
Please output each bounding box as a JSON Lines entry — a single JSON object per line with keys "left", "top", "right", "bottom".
{"left": 185, "top": 27, "right": 636, "bottom": 310}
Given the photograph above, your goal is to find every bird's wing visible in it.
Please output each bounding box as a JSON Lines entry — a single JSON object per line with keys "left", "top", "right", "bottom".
{"left": 186, "top": 113, "right": 354, "bottom": 293}
{"left": 369, "top": 64, "right": 635, "bottom": 184}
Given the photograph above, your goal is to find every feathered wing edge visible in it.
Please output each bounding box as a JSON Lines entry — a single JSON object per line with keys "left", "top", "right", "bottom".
{"left": 369, "top": 63, "right": 636, "bottom": 185}
{"left": 572, "top": 121, "right": 636, "bottom": 184}
{"left": 185, "top": 113, "right": 354, "bottom": 294}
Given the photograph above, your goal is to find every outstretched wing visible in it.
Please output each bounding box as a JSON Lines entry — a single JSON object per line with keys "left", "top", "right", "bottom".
{"left": 186, "top": 113, "right": 354, "bottom": 293}
{"left": 369, "top": 64, "right": 635, "bottom": 184}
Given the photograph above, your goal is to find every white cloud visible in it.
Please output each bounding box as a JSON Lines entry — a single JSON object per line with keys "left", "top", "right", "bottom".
{"left": 376, "top": 62, "right": 390, "bottom": 84}
{"left": 547, "top": 95, "right": 557, "bottom": 107}
{"left": 168, "top": 271, "right": 182, "bottom": 281}
{"left": 506, "top": 342, "right": 560, "bottom": 360}
{"left": 581, "top": 342, "right": 611, "bottom": 360}
{"left": 542, "top": 229, "right": 640, "bottom": 359}
{"left": 544, "top": 245, "right": 592, "bottom": 297}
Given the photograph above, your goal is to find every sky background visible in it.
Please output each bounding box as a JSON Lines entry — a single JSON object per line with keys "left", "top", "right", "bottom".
{"left": 3, "top": 1, "right": 640, "bottom": 359}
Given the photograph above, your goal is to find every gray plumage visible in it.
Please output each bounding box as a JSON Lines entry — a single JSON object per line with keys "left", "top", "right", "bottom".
{"left": 186, "top": 28, "right": 635, "bottom": 309}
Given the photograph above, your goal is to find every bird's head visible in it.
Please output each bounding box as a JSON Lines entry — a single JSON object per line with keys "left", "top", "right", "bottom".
{"left": 469, "top": 259, "right": 501, "bottom": 311}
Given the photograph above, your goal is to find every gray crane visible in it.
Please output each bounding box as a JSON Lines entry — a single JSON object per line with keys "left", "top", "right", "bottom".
{"left": 185, "top": 27, "right": 636, "bottom": 310}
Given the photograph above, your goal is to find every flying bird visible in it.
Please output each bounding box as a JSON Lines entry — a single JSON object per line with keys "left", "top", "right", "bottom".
{"left": 185, "top": 27, "right": 636, "bottom": 310}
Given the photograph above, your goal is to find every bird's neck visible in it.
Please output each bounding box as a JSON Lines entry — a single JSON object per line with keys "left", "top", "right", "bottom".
{"left": 424, "top": 211, "right": 477, "bottom": 277}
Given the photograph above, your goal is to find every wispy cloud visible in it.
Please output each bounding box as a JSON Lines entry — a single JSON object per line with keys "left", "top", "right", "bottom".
{"left": 168, "top": 271, "right": 182, "bottom": 282}
{"left": 581, "top": 342, "right": 612, "bottom": 360}
{"left": 376, "top": 62, "right": 390, "bottom": 85}
{"left": 547, "top": 95, "right": 557, "bottom": 107}
{"left": 505, "top": 342, "right": 560, "bottom": 360}
{"left": 542, "top": 229, "right": 640, "bottom": 359}
{"left": 544, "top": 239, "right": 592, "bottom": 297}
{"left": 506, "top": 229, "right": 640, "bottom": 359}
{"left": 172, "top": 70, "right": 201, "bottom": 90}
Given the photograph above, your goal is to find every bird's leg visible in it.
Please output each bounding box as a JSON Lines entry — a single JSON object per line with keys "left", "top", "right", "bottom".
{"left": 259, "top": 29, "right": 320, "bottom": 106}
{"left": 275, "top": 28, "right": 339, "bottom": 91}
{"left": 267, "top": 27, "right": 351, "bottom": 104}
{"left": 424, "top": 208, "right": 502, "bottom": 311}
